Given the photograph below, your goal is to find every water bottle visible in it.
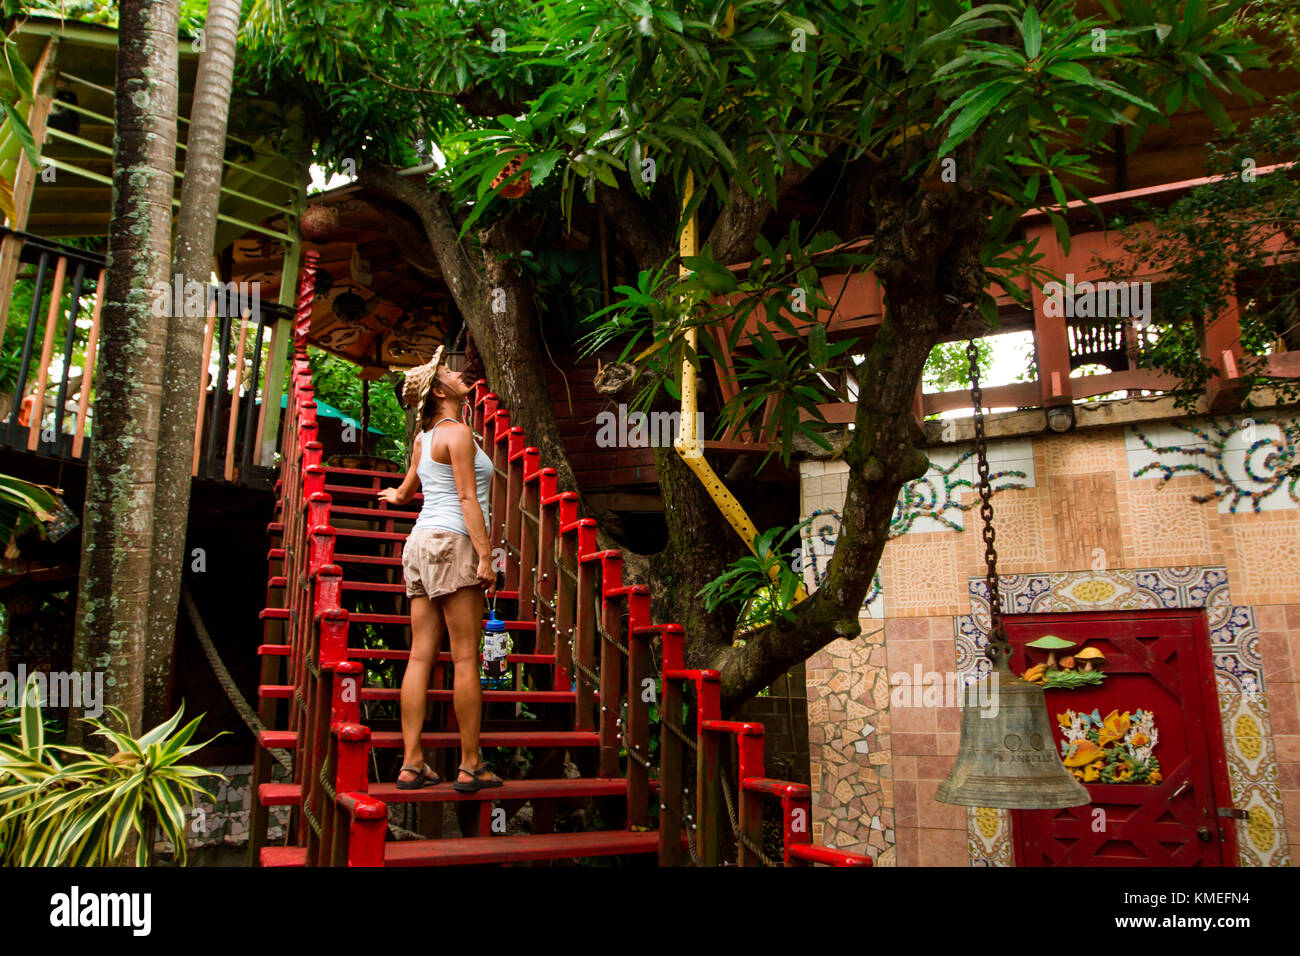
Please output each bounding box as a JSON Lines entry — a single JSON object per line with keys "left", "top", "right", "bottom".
{"left": 481, "top": 610, "right": 511, "bottom": 687}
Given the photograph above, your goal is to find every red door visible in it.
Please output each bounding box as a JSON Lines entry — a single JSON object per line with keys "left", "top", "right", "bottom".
{"left": 1004, "top": 610, "right": 1235, "bottom": 866}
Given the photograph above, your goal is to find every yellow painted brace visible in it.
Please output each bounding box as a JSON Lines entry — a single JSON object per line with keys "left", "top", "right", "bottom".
{"left": 673, "top": 171, "right": 808, "bottom": 605}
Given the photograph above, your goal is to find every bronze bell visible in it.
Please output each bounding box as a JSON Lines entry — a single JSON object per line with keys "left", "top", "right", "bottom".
{"left": 936, "top": 637, "right": 1091, "bottom": 809}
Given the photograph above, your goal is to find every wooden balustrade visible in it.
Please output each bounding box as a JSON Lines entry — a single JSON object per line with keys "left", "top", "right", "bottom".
{"left": 0, "top": 225, "right": 288, "bottom": 485}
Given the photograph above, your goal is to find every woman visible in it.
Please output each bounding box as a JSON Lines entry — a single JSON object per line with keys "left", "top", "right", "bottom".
{"left": 379, "top": 346, "right": 504, "bottom": 792}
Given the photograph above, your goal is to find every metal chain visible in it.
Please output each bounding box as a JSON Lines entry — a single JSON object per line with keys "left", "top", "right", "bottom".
{"left": 966, "top": 337, "right": 1009, "bottom": 664}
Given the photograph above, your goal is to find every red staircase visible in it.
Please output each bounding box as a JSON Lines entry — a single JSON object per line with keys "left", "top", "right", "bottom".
{"left": 246, "top": 250, "right": 871, "bottom": 868}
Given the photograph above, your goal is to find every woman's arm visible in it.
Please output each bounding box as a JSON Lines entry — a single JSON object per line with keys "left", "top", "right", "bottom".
{"left": 378, "top": 435, "right": 421, "bottom": 506}
{"left": 446, "top": 425, "right": 492, "bottom": 566}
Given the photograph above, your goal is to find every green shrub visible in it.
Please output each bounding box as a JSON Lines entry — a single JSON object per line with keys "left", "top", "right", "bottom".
{"left": 0, "top": 679, "right": 223, "bottom": 866}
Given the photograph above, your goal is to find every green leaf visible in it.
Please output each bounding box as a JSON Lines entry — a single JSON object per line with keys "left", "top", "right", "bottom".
{"left": 939, "top": 80, "right": 1016, "bottom": 156}
{"left": 1046, "top": 62, "right": 1092, "bottom": 86}
{"left": 1022, "top": 6, "right": 1042, "bottom": 60}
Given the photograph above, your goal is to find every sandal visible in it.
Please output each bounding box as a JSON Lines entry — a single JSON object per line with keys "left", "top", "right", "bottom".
{"left": 453, "top": 760, "right": 504, "bottom": 792}
{"left": 396, "top": 763, "right": 442, "bottom": 790}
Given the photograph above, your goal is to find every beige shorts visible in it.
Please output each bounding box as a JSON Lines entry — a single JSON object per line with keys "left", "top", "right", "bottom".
{"left": 402, "top": 528, "right": 481, "bottom": 599}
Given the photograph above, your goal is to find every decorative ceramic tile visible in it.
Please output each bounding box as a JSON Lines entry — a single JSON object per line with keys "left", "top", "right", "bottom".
{"left": 1040, "top": 430, "right": 1126, "bottom": 477}
{"left": 976, "top": 489, "right": 1049, "bottom": 572}
{"left": 1126, "top": 483, "right": 1214, "bottom": 564}
{"left": 967, "top": 805, "right": 1014, "bottom": 866}
{"left": 1229, "top": 519, "right": 1300, "bottom": 606}
{"left": 799, "top": 444, "right": 1031, "bottom": 615}
{"left": 882, "top": 534, "right": 962, "bottom": 616}
{"left": 1128, "top": 415, "right": 1300, "bottom": 514}
{"left": 1219, "top": 692, "right": 1291, "bottom": 867}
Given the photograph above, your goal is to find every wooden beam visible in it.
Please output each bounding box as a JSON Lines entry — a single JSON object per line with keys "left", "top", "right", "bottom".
{"left": 1027, "top": 222, "right": 1073, "bottom": 408}
{"left": 1204, "top": 289, "right": 1248, "bottom": 412}
{"left": 0, "top": 37, "right": 59, "bottom": 344}
{"left": 258, "top": 167, "right": 307, "bottom": 465}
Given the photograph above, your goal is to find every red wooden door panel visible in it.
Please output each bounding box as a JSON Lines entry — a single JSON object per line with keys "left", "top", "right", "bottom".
{"left": 1004, "top": 610, "right": 1235, "bottom": 867}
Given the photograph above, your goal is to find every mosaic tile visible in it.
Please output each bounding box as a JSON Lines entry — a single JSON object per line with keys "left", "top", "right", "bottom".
{"left": 967, "top": 805, "right": 1014, "bottom": 867}
{"left": 1127, "top": 415, "right": 1300, "bottom": 514}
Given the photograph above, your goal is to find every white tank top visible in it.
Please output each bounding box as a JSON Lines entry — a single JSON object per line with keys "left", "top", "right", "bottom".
{"left": 412, "top": 419, "right": 493, "bottom": 536}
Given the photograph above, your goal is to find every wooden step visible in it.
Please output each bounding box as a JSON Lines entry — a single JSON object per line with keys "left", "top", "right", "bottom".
{"left": 333, "top": 552, "right": 403, "bottom": 567}
{"left": 383, "top": 829, "right": 660, "bottom": 866}
{"left": 324, "top": 483, "right": 420, "bottom": 499}
{"left": 260, "top": 846, "right": 308, "bottom": 867}
{"left": 332, "top": 527, "right": 410, "bottom": 544}
{"left": 259, "top": 830, "right": 663, "bottom": 868}
{"left": 324, "top": 465, "right": 407, "bottom": 480}
{"left": 340, "top": 581, "right": 407, "bottom": 594}
{"left": 259, "top": 777, "right": 630, "bottom": 808}
{"left": 788, "top": 843, "right": 873, "bottom": 866}
{"left": 328, "top": 504, "right": 419, "bottom": 522}
{"left": 257, "top": 729, "right": 599, "bottom": 751}
{"left": 255, "top": 645, "right": 555, "bottom": 666}
{"left": 259, "top": 684, "right": 574, "bottom": 705}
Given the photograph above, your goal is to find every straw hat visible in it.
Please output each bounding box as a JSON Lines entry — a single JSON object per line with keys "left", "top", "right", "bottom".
{"left": 393, "top": 344, "right": 445, "bottom": 425}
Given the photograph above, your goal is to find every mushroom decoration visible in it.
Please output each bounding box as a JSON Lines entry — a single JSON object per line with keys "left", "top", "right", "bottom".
{"left": 1074, "top": 646, "right": 1106, "bottom": 672}
{"left": 1026, "top": 634, "right": 1076, "bottom": 669}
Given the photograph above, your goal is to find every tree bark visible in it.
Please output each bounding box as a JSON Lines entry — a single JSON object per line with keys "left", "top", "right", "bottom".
{"left": 71, "top": 0, "right": 180, "bottom": 747}
{"left": 714, "top": 152, "right": 993, "bottom": 711}
{"left": 142, "top": 0, "right": 243, "bottom": 731}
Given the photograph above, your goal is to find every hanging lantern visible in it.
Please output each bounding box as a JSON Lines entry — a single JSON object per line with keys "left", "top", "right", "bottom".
{"left": 935, "top": 337, "right": 1090, "bottom": 810}
{"left": 490, "top": 150, "right": 532, "bottom": 199}
{"left": 313, "top": 267, "right": 334, "bottom": 298}
{"left": 299, "top": 204, "right": 339, "bottom": 242}
{"left": 332, "top": 291, "right": 367, "bottom": 327}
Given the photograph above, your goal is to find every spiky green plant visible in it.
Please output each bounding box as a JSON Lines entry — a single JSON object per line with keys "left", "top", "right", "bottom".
{"left": 0, "top": 679, "right": 224, "bottom": 866}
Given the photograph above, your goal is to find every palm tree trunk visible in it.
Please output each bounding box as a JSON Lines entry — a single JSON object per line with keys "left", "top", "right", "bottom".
{"left": 70, "top": 0, "right": 180, "bottom": 748}
{"left": 143, "top": 0, "right": 243, "bottom": 730}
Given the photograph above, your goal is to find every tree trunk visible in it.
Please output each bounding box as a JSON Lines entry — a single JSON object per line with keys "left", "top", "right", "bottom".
{"left": 70, "top": 0, "right": 180, "bottom": 748}
{"left": 714, "top": 155, "right": 994, "bottom": 711}
{"left": 143, "top": 0, "right": 242, "bottom": 730}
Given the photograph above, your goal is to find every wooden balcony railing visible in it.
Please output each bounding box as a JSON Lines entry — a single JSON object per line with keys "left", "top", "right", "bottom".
{"left": 0, "top": 226, "right": 289, "bottom": 485}
{"left": 709, "top": 166, "right": 1299, "bottom": 439}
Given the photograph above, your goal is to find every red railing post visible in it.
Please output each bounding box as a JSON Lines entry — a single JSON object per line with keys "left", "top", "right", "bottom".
{"left": 626, "top": 590, "right": 653, "bottom": 828}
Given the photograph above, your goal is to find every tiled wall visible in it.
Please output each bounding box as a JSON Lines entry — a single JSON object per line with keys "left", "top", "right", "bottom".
{"left": 800, "top": 412, "right": 1300, "bottom": 867}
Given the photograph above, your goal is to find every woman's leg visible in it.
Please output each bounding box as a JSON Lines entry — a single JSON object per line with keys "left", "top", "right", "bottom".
{"left": 439, "top": 584, "right": 502, "bottom": 783}
{"left": 398, "top": 594, "right": 446, "bottom": 782}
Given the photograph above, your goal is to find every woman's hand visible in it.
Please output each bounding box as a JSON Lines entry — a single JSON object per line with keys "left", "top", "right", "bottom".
{"left": 377, "top": 487, "right": 403, "bottom": 506}
{"left": 476, "top": 554, "right": 495, "bottom": 589}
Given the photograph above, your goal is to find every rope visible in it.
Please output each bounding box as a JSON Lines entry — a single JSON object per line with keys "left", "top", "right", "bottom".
{"left": 719, "top": 772, "right": 779, "bottom": 867}
{"left": 182, "top": 586, "right": 293, "bottom": 774}
{"left": 658, "top": 796, "right": 704, "bottom": 866}
{"left": 661, "top": 716, "right": 698, "bottom": 753}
